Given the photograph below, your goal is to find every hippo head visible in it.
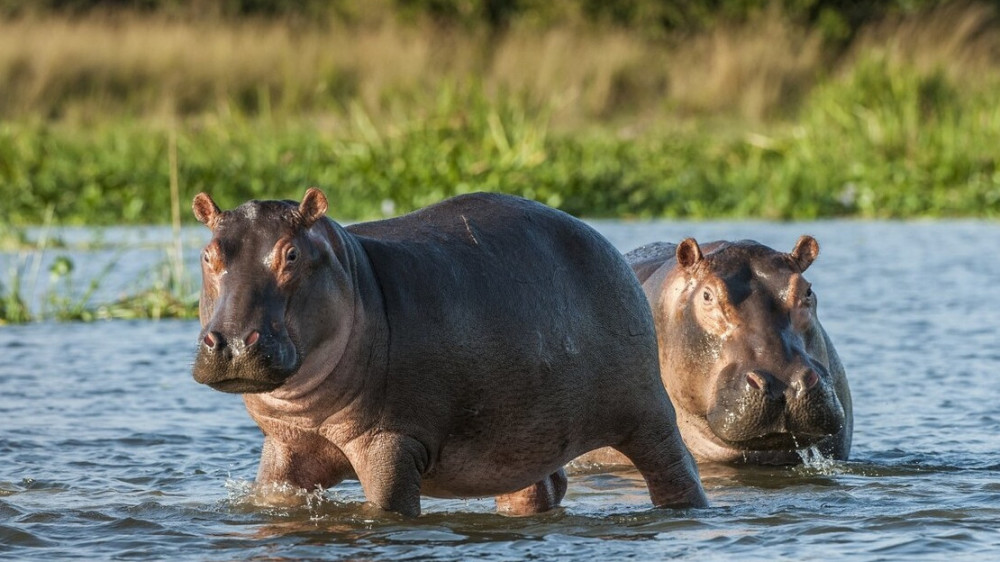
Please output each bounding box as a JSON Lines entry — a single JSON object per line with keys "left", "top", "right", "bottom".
{"left": 191, "top": 188, "right": 349, "bottom": 394}
{"left": 659, "top": 236, "right": 846, "bottom": 454}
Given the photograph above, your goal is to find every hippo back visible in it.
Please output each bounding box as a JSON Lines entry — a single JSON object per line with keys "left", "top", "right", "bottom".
{"left": 625, "top": 242, "right": 677, "bottom": 284}
{"left": 345, "top": 193, "right": 670, "bottom": 485}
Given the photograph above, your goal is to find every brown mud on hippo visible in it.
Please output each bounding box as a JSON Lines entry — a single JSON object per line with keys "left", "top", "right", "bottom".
{"left": 190, "top": 188, "right": 706, "bottom": 517}
{"left": 578, "top": 236, "right": 851, "bottom": 467}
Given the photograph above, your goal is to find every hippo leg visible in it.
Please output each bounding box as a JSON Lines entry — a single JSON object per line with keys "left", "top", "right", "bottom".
{"left": 352, "top": 433, "right": 427, "bottom": 517}
{"left": 252, "top": 435, "right": 354, "bottom": 505}
{"left": 494, "top": 468, "right": 568, "bottom": 516}
{"left": 615, "top": 425, "right": 709, "bottom": 508}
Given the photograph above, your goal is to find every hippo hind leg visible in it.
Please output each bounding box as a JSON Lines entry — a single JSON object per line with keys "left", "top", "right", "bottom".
{"left": 615, "top": 423, "right": 709, "bottom": 508}
{"left": 494, "top": 468, "right": 568, "bottom": 516}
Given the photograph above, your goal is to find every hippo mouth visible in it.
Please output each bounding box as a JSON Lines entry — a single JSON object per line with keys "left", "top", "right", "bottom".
{"left": 707, "top": 377, "right": 845, "bottom": 453}
{"left": 192, "top": 331, "right": 300, "bottom": 394}
{"left": 721, "top": 430, "right": 831, "bottom": 451}
{"left": 192, "top": 353, "right": 299, "bottom": 394}
{"left": 206, "top": 378, "right": 285, "bottom": 394}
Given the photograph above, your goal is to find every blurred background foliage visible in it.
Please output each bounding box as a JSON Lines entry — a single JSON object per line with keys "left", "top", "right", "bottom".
{"left": 1, "top": 0, "right": 999, "bottom": 226}
{"left": 0, "top": 0, "right": 960, "bottom": 37}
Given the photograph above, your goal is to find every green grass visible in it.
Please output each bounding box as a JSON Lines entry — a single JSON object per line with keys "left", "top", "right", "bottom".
{"left": 3, "top": 59, "right": 1000, "bottom": 229}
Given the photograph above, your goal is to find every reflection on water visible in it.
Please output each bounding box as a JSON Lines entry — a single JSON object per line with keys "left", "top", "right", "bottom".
{"left": 2, "top": 220, "right": 1000, "bottom": 559}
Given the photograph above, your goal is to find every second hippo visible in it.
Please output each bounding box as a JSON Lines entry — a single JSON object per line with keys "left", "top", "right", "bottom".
{"left": 190, "top": 188, "right": 707, "bottom": 516}
{"left": 583, "top": 236, "right": 851, "bottom": 466}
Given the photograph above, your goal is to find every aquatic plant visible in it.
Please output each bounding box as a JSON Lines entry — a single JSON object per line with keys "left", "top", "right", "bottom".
{"left": 0, "top": 270, "right": 31, "bottom": 324}
{"left": 42, "top": 255, "right": 111, "bottom": 322}
{"left": 94, "top": 250, "right": 199, "bottom": 321}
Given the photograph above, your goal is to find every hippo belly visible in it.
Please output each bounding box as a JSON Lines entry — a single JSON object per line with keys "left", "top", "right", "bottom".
{"left": 418, "top": 398, "right": 606, "bottom": 498}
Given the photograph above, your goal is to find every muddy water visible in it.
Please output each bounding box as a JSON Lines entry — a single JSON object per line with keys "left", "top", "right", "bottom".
{"left": 2, "top": 220, "right": 999, "bottom": 559}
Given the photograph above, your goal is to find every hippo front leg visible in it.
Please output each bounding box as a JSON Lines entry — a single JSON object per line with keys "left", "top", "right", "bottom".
{"left": 495, "top": 469, "right": 568, "bottom": 516}
{"left": 351, "top": 433, "right": 428, "bottom": 517}
{"left": 254, "top": 434, "right": 353, "bottom": 504}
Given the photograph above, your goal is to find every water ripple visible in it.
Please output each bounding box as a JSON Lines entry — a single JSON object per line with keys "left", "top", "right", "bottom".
{"left": 2, "top": 222, "right": 1000, "bottom": 558}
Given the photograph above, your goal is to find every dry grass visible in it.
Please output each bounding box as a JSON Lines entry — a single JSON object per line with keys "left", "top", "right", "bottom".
{"left": 664, "top": 9, "right": 826, "bottom": 121}
{"left": 0, "top": 13, "right": 817, "bottom": 125}
{"left": 848, "top": 2, "right": 1000, "bottom": 79}
{"left": 1, "top": 3, "right": 999, "bottom": 126}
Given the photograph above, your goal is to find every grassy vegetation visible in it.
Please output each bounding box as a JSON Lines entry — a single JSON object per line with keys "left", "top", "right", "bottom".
{"left": 2, "top": 3, "right": 999, "bottom": 226}
{"left": 0, "top": 253, "right": 198, "bottom": 324}
{"left": 0, "top": 214, "right": 199, "bottom": 324}
{"left": 3, "top": 58, "right": 999, "bottom": 225}
{"left": 2, "top": 2, "right": 1000, "bottom": 322}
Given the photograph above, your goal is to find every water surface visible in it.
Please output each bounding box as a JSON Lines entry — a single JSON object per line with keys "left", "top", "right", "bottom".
{"left": 2, "top": 220, "right": 999, "bottom": 559}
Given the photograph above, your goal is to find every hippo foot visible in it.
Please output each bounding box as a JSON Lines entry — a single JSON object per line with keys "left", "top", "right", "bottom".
{"left": 494, "top": 469, "right": 568, "bottom": 516}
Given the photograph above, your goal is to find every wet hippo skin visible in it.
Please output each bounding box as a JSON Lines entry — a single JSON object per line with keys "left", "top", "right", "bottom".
{"left": 580, "top": 236, "right": 852, "bottom": 466}
{"left": 190, "top": 188, "right": 707, "bottom": 516}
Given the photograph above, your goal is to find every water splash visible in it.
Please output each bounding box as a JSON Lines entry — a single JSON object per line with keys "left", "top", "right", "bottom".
{"left": 224, "top": 478, "right": 329, "bottom": 512}
{"left": 796, "top": 445, "right": 839, "bottom": 473}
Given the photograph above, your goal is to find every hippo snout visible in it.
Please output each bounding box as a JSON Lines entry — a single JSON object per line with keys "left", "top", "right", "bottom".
{"left": 744, "top": 368, "right": 821, "bottom": 401}
{"left": 200, "top": 329, "right": 268, "bottom": 360}
{"left": 707, "top": 365, "right": 845, "bottom": 449}
{"left": 192, "top": 327, "right": 299, "bottom": 394}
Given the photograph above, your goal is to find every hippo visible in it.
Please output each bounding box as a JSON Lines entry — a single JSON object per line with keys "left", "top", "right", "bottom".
{"left": 579, "top": 236, "right": 851, "bottom": 467}
{"left": 190, "top": 188, "right": 707, "bottom": 516}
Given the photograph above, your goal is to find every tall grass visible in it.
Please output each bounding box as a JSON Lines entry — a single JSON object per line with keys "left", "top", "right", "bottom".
{"left": 4, "top": 59, "right": 1000, "bottom": 227}
{"left": 0, "top": 10, "right": 840, "bottom": 124}
{"left": 0, "top": 270, "right": 31, "bottom": 324}
{"left": 0, "top": 3, "right": 999, "bottom": 228}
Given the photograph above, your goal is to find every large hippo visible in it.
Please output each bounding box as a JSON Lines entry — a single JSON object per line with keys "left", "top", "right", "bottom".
{"left": 190, "top": 188, "right": 707, "bottom": 516}
{"left": 582, "top": 236, "right": 851, "bottom": 466}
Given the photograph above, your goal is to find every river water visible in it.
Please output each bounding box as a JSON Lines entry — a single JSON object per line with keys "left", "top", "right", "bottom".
{"left": 2, "top": 220, "right": 999, "bottom": 559}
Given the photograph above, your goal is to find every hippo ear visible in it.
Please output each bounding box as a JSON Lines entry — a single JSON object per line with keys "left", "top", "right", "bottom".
{"left": 676, "top": 238, "right": 704, "bottom": 269}
{"left": 192, "top": 193, "right": 221, "bottom": 229}
{"left": 790, "top": 235, "right": 819, "bottom": 272}
{"left": 299, "top": 187, "right": 329, "bottom": 228}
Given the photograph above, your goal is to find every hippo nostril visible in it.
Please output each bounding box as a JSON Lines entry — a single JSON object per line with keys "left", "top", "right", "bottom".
{"left": 790, "top": 370, "right": 821, "bottom": 398}
{"left": 244, "top": 330, "right": 260, "bottom": 347}
{"left": 203, "top": 331, "right": 225, "bottom": 351}
{"left": 803, "top": 370, "right": 820, "bottom": 390}
{"left": 746, "top": 371, "right": 767, "bottom": 391}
